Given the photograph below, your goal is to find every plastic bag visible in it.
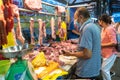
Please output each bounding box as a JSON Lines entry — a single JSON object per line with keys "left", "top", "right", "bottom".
{"left": 2, "top": 32, "right": 16, "bottom": 49}
{"left": 32, "top": 52, "right": 46, "bottom": 68}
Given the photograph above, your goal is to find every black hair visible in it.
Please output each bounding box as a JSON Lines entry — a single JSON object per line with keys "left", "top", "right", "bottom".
{"left": 99, "top": 14, "right": 112, "bottom": 24}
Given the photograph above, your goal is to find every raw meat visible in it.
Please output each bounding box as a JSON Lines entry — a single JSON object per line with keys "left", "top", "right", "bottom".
{"left": 24, "top": 0, "right": 42, "bottom": 11}
{"left": 55, "top": 6, "right": 65, "bottom": 14}
{"left": 38, "top": 19, "right": 43, "bottom": 45}
{"left": 11, "top": 4, "right": 25, "bottom": 44}
{"left": 50, "top": 17, "right": 56, "bottom": 39}
{"left": 42, "top": 21, "right": 46, "bottom": 38}
{"left": 37, "top": 40, "right": 78, "bottom": 65}
{"left": 3, "top": 0, "right": 14, "bottom": 34}
{"left": 29, "top": 17, "right": 35, "bottom": 45}
{"left": 15, "top": 18, "right": 25, "bottom": 44}
{"left": 0, "top": 1, "right": 7, "bottom": 45}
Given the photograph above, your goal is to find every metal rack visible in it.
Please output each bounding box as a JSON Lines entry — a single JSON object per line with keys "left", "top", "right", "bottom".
{"left": 18, "top": 1, "right": 65, "bottom": 17}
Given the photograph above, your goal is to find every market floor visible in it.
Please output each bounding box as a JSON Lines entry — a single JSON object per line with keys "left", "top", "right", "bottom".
{"left": 64, "top": 56, "right": 120, "bottom": 80}
{"left": 89, "top": 57, "right": 120, "bottom": 80}
{"left": 111, "top": 57, "right": 120, "bottom": 80}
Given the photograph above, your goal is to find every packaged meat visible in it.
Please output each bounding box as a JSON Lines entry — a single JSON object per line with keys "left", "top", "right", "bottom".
{"left": 32, "top": 52, "right": 46, "bottom": 68}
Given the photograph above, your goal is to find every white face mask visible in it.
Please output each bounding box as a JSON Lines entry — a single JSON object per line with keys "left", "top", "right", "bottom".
{"left": 74, "top": 20, "right": 81, "bottom": 27}
{"left": 74, "top": 20, "right": 81, "bottom": 31}
{"left": 76, "top": 21, "right": 81, "bottom": 27}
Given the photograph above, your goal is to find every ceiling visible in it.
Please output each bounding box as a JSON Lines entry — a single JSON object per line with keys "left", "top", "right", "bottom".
{"left": 54, "top": 0, "right": 120, "bottom": 14}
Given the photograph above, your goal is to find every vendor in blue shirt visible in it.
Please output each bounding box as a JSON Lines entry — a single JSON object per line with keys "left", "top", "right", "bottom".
{"left": 64, "top": 7, "right": 101, "bottom": 79}
{"left": 68, "top": 19, "right": 80, "bottom": 39}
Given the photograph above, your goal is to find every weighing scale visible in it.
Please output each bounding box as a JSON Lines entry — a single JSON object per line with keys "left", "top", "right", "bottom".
{"left": 0, "top": 43, "right": 37, "bottom": 80}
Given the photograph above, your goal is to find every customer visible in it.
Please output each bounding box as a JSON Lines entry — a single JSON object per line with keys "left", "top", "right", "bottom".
{"left": 68, "top": 12, "right": 80, "bottom": 39}
{"left": 98, "top": 14, "right": 117, "bottom": 80}
{"left": 64, "top": 7, "right": 101, "bottom": 80}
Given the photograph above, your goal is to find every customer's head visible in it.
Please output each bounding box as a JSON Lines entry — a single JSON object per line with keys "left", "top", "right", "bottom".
{"left": 98, "top": 14, "right": 112, "bottom": 27}
{"left": 74, "top": 7, "right": 90, "bottom": 25}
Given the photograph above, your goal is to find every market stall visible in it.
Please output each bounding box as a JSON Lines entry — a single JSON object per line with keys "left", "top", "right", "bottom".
{"left": 0, "top": 0, "right": 78, "bottom": 80}
{"left": 1, "top": 0, "right": 120, "bottom": 80}
{"left": 0, "top": 41, "right": 78, "bottom": 80}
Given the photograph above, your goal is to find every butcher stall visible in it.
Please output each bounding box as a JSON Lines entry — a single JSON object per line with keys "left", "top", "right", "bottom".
{"left": 0, "top": 0, "right": 80, "bottom": 79}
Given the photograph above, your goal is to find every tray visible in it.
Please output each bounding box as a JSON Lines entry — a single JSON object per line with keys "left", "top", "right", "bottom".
{"left": 0, "top": 43, "right": 33, "bottom": 58}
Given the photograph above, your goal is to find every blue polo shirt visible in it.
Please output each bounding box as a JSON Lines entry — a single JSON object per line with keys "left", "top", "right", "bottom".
{"left": 75, "top": 19, "right": 101, "bottom": 77}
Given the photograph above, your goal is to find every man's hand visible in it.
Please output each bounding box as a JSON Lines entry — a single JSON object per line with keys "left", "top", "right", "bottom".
{"left": 62, "top": 50, "right": 73, "bottom": 56}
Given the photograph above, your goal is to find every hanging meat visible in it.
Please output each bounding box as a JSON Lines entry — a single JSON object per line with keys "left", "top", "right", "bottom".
{"left": 50, "top": 17, "right": 56, "bottom": 39}
{"left": 38, "top": 19, "right": 47, "bottom": 45}
{"left": 38, "top": 19, "right": 42, "bottom": 45}
{"left": 24, "top": 0, "right": 42, "bottom": 11}
{"left": 57, "top": 17, "right": 61, "bottom": 29}
{"left": 11, "top": 4, "right": 19, "bottom": 18}
{"left": 42, "top": 21, "right": 46, "bottom": 38}
{"left": 55, "top": 6, "right": 65, "bottom": 14}
{"left": 29, "top": 18, "right": 35, "bottom": 45}
{"left": 0, "top": 0, "right": 7, "bottom": 45}
{"left": 58, "top": 27, "right": 65, "bottom": 39}
{"left": 15, "top": 18, "right": 25, "bottom": 44}
{"left": 38, "top": 19, "right": 46, "bottom": 45}
{"left": 10, "top": 2, "right": 25, "bottom": 44}
{"left": 58, "top": 21, "right": 67, "bottom": 41}
{"left": 3, "top": 0, "right": 14, "bottom": 35}
{"left": 0, "top": 20, "right": 7, "bottom": 45}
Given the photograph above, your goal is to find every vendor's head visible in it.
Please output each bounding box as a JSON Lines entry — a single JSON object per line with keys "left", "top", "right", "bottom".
{"left": 74, "top": 7, "right": 90, "bottom": 25}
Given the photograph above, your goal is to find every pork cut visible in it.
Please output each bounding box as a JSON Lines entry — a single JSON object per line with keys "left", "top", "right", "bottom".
{"left": 15, "top": 18, "right": 25, "bottom": 44}
{"left": 11, "top": 4, "right": 19, "bottom": 18}
{"left": 56, "top": 6, "right": 65, "bottom": 13}
{"left": 3, "top": 1, "right": 14, "bottom": 34}
{"left": 11, "top": 4, "right": 25, "bottom": 44}
{"left": 29, "top": 17, "right": 35, "bottom": 45}
{"left": 38, "top": 19, "right": 43, "bottom": 45}
{"left": 0, "top": 1, "right": 7, "bottom": 45}
{"left": 24, "top": 0, "right": 42, "bottom": 11}
{"left": 50, "top": 17, "right": 56, "bottom": 39}
{"left": 42, "top": 21, "right": 46, "bottom": 38}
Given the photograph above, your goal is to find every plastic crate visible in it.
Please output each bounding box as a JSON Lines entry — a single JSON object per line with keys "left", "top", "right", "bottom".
{"left": 0, "top": 60, "right": 10, "bottom": 74}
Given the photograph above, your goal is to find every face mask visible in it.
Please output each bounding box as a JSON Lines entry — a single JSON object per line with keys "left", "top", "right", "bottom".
{"left": 76, "top": 21, "right": 81, "bottom": 27}
{"left": 74, "top": 20, "right": 81, "bottom": 29}
{"left": 74, "top": 20, "right": 81, "bottom": 31}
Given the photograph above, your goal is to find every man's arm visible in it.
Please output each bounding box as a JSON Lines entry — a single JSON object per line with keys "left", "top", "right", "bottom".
{"left": 64, "top": 48, "right": 92, "bottom": 59}
{"left": 72, "top": 30, "right": 80, "bottom": 36}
